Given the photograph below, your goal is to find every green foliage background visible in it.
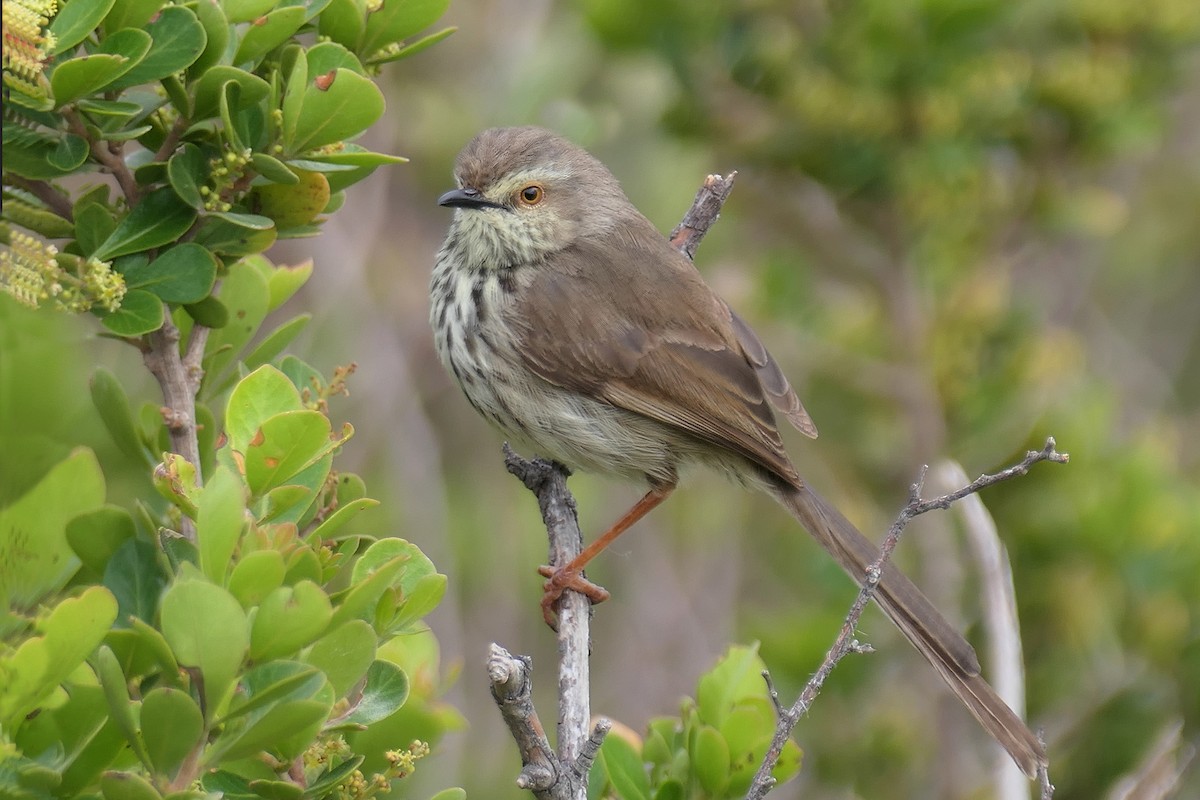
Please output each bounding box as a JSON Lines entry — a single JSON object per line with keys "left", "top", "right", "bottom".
{"left": 4, "top": 0, "right": 1200, "bottom": 797}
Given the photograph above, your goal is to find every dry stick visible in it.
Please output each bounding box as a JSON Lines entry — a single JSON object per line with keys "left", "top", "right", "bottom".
{"left": 70, "top": 103, "right": 211, "bottom": 534}
{"left": 489, "top": 172, "right": 739, "bottom": 795}
{"left": 745, "top": 438, "right": 1069, "bottom": 799}
{"left": 492, "top": 450, "right": 611, "bottom": 799}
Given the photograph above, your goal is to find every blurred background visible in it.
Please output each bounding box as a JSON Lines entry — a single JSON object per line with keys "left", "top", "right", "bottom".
{"left": 3, "top": 0, "right": 1199, "bottom": 797}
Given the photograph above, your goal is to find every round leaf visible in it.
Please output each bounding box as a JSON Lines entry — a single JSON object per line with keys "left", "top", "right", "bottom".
{"left": 141, "top": 687, "right": 203, "bottom": 778}
{"left": 285, "top": 68, "right": 384, "bottom": 153}
{"left": 93, "top": 188, "right": 197, "bottom": 262}
{"left": 340, "top": 660, "right": 408, "bottom": 727}
{"left": 233, "top": 6, "right": 307, "bottom": 66}
{"left": 100, "top": 289, "right": 165, "bottom": 336}
{"left": 360, "top": 0, "right": 450, "bottom": 56}
{"left": 242, "top": 410, "right": 333, "bottom": 496}
{"left": 119, "top": 243, "right": 218, "bottom": 304}
{"left": 50, "top": 0, "right": 118, "bottom": 53}
{"left": 228, "top": 549, "right": 287, "bottom": 608}
{"left": 197, "top": 466, "right": 247, "bottom": 585}
{"left": 167, "top": 143, "right": 207, "bottom": 209}
{"left": 224, "top": 365, "right": 305, "bottom": 453}
{"left": 249, "top": 581, "right": 333, "bottom": 662}
{"left": 692, "top": 725, "right": 730, "bottom": 794}
{"left": 303, "top": 620, "right": 376, "bottom": 698}
{"left": 160, "top": 580, "right": 249, "bottom": 716}
{"left": 109, "top": 6, "right": 207, "bottom": 90}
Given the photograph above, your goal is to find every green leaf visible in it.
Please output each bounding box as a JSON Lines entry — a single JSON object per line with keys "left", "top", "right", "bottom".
{"left": 141, "top": 688, "right": 204, "bottom": 778}
{"left": 218, "top": 661, "right": 324, "bottom": 725}
{"left": 187, "top": 0, "right": 229, "bottom": 76}
{"left": 303, "top": 620, "right": 376, "bottom": 698}
{"left": 285, "top": 67, "right": 384, "bottom": 153}
{"left": 167, "top": 143, "right": 208, "bottom": 209}
{"left": 51, "top": 55, "right": 137, "bottom": 108}
{"left": 258, "top": 484, "right": 312, "bottom": 522}
{"left": 696, "top": 643, "right": 766, "bottom": 728}
{"left": 95, "top": 644, "right": 149, "bottom": 765}
{"left": 328, "top": 554, "right": 408, "bottom": 629}
{"left": 50, "top": 0, "right": 118, "bottom": 54}
{"left": 75, "top": 202, "right": 118, "bottom": 256}
{"left": 66, "top": 506, "right": 136, "bottom": 576}
{"left": 249, "top": 581, "right": 333, "bottom": 661}
{"left": 393, "top": 571, "right": 446, "bottom": 629}
{"left": 110, "top": 6, "right": 207, "bottom": 90}
{"left": 265, "top": 259, "right": 313, "bottom": 311}
{"left": 242, "top": 410, "right": 341, "bottom": 496}
{"left": 427, "top": 790, "right": 468, "bottom": 800}
{"left": 184, "top": 295, "right": 229, "bottom": 328}
{"left": 241, "top": 314, "right": 312, "bottom": 372}
{"left": 360, "top": 0, "right": 450, "bottom": 56}
{"left": 210, "top": 661, "right": 331, "bottom": 762}
{"left": 94, "top": 188, "right": 197, "bottom": 261}
{"left": 101, "top": 771, "right": 163, "bottom": 800}
{"left": 692, "top": 725, "right": 730, "bottom": 794}
{"left": 224, "top": 0, "right": 279, "bottom": 24}
{"left": 228, "top": 549, "right": 286, "bottom": 608}
{"left": 592, "top": 735, "right": 651, "bottom": 800}
{"left": 192, "top": 67, "right": 271, "bottom": 121}
{"left": 299, "top": 144, "right": 407, "bottom": 169}
{"left": 224, "top": 365, "right": 305, "bottom": 452}
{"left": 111, "top": 616, "right": 180, "bottom": 681}
{"left": 197, "top": 466, "right": 247, "bottom": 585}
{"left": 77, "top": 98, "right": 144, "bottom": 124}
{"left": 103, "top": 539, "right": 168, "bottom": 627}
{"left": 0, "top": 586, "right": 119, "bottom": 730}
{"left": 160, "top": 580, "right": 249, "bottom": 716}
{"left": 200, "top": 259, "right": 271, "bottom": 389}
{"left": 104, "top": 0, "right": 163, "bottom": 32}
{"left": 0, "top": 449, "right": 104, "bottom": 609}
{"left": 100, "top": 288, "right": 165, "bottom": 336}
{"left": 234, "top": 5, "right": 308, "bottom": 66}
{"left": 250, "top": 152, "right": 299, "bottom": 185}
{"left": 247, "top": 780, "right": 304, "bottom": 800}
{"left": 367, "top": 26, "right": 456, "bottom": 65}
{"left": 339, "top": 659, "right": 408, "bottom": 726}
{"left": 192, "top": 211, "right": 277, "bottom": 257}
{"left": 119, "top": 243, "right": 218, "bottom": 304}
{"left": 48, "top": 134, "right": 90, "bottom": 171}
{"left": 304, "top": 756, "right": 364, "bottom": 798}
{"left": 308, "top": 497, "right": 378, "bottom": 542}
{"left": 352, "top": 538, "right": 437, "bottom": 599}
{"left": 304, "top": 41, "right": 366, "bottom": 76}
{"left": 317, "top": 0, "right": 364, "bottom": 50}
{"left": 90, "top": 367, "right": 154, "bottom": 467}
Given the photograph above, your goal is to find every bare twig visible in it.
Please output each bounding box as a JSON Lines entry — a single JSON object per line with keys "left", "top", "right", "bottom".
{"left": 63, "top": 107, "right": 140, "bottom": 204}
{"left": 746, "top": 438, "right": 1068, "bottom": 798}
{"left": 495, "top": 448, "right": 605, "bottom": 799}
{"left": 669, "top": 171, "right": 738, "bottom": 260}
{"left": 142, "top": 314, "right": 207, "bottom": 540}
{"left": 933, "top": 460, "right": 1031, "bottom": 799}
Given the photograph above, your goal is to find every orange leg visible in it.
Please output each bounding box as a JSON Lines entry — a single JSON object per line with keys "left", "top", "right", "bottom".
{"left": 539, "top": 483, "right": 675, "bottom": 628}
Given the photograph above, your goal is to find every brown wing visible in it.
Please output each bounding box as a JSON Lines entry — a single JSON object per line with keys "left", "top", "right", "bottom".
{"left": 512, "top": 218, "right": 814, "bottom": 486}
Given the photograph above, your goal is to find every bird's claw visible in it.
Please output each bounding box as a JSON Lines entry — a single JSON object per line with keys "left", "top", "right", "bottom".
{"left": 538, "top": 564, "right": 610, "bottom": 630}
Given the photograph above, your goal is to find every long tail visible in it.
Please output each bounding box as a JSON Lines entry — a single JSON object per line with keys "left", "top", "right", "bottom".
{"left": 774, "top": 482, "right": 1045, "bottom": 778}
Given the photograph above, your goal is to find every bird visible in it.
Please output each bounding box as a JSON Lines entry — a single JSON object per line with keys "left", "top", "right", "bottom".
{"left": 429, "top": 125, "right": 1045, "bottom": 777}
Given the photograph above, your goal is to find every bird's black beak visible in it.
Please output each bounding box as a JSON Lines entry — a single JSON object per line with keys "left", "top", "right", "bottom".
{"left": 438, "top": 187, "right": 503, "bottom": 210}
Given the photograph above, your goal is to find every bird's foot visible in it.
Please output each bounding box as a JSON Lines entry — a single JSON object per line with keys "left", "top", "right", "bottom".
{"left": 537, "top": 564, "right": 610, "bottom": 630}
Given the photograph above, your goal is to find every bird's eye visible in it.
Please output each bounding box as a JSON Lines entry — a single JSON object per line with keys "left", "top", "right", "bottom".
{"left": 519, "top": 185, "right": 544, "bottom": 205}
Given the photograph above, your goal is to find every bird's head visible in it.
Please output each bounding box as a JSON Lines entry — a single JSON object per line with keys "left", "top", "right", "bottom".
{"left": 438, "top": 126, "right": 631, "bottom": 270}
